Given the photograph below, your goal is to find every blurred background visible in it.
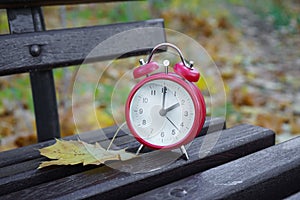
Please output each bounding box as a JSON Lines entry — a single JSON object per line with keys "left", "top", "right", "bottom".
{"left": 0, "top": 0, "right": 299, "bottom": 151}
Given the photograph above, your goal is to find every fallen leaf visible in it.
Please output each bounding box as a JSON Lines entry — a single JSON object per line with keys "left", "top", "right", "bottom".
{"left": 38, "top": 139, "right": 136, "bottom": 169}
{"left": 291, "top": 113, "right": 300, "bottom": 135}
{"left": 218, "top": 16, "right": 231, "bottom": 29}
{"left": 232, "top": 86, "right": 266, "bottom": 107}
{"left": 255, "top": 113, "right": 285, "bottom": 134}
{"left": 15, "top": 134, "right": 37, "bottom": 147}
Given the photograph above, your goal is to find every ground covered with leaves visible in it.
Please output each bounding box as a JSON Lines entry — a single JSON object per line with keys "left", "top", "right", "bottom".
{"left": 0, "top": 0, "right": 299, "bottom": 151}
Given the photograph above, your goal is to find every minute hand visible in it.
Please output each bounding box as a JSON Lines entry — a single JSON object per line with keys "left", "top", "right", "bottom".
{"left": 162, "top": 86, "right": 167, "bottom": 109}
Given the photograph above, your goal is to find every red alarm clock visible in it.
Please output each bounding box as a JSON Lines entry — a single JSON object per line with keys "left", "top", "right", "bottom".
{"left": 125, "top": 43, "right": 206, "bottom": 158}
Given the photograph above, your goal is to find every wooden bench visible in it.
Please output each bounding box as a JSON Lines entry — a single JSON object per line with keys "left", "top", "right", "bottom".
{"left": 132, "top": 133, "right": 300, "bottom": 200}
{"left": 1, "top": 117, "right": 299, "bottom": 199}
{"left": 1, "top": 1, "right": 300, "bottom": 199}
{"left": 0, "top": 0, "right": 165, "bottom": 142}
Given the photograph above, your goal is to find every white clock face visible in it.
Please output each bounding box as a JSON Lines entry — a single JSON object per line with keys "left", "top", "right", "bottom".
{"left": 129, "top": 79, "right": 195, "bottom": 147}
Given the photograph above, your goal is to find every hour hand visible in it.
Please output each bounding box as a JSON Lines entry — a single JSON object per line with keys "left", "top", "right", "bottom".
{"left": 165, "top": 103, "right": 180, "bottom": 113}
{"left": 159, "top": 102, "right": 180, "bottom": 116}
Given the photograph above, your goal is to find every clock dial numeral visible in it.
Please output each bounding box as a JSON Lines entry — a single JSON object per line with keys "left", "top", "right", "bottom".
{"left": 150, "top": 90, "right": 156, "bottom": 96}
{"left": 161, "top": 132, "right": 165, "bottom": 137}
{"left": 180, "top": 122, "right": 184, "bottom": 127}
{"left": 184, "top": 111, "right": 188, "bottom": 117}
{"left": 171, "top": 129, "right": 176, "bottom": 135}
{"left": 142, "top": 119, "right": 146, "bottom": 125}
{"left": 142, "top": 98, "right": 148, "bottom": 103}
{"left": 138, "top": 108, "right": 143, "bottom": 114}
{"left": 181, "top": 99, "right": 185, "bottom": 105}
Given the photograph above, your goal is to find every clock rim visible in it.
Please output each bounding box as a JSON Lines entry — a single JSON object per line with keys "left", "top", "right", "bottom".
{"left": 125, "top": 73, "right": 206, "bottom": 150}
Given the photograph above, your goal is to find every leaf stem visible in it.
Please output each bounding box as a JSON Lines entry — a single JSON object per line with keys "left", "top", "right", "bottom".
{"left": 107, "top": 122, "right": 127, "bottom": 151}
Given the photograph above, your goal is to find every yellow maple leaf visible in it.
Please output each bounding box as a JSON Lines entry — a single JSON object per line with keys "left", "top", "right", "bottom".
{"left": 38, "top": 139, "right": 136, "bottom": 169}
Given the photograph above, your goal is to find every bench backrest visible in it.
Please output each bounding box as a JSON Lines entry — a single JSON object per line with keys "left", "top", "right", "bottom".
{"left": 0, "top": 0, "right": 165, "bottom": 142}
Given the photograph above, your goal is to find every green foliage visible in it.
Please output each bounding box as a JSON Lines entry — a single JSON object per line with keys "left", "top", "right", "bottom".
{"left": 149, "top": 0, "right": 169, "bottom": 10}
{"left": 162, "top": 0, "right": 231, "bottom": 18}
{"left": 95, "top": 82, "right": 131, "bottom": 117}
{"left": 53, "top": 68, "right": 65, "bottom": 80}
{"left": 213, "top": 102, "right": 238, "bottom": 117}
{"left": 226, "top": 0, "right": 244, "bottom": 6}
{"left": 65, "top": 2, "right": 151, "bottom": 26}
{"left": 269, "top": 2, "right": 291, "bottom": 28}
{"left": 244, "top": 0, "right": 297, "bottom": 30}
{"left": 95, "top": 84, "right": 114, "bottom": 109}
{"left": 163, "top": 0, "right": 300, "bottom": 32}
{"left": 0, "top": 76, "right": 33, "bottom": 112}
{"left": 0, "top": 11, "right": 9, "bottom": 34}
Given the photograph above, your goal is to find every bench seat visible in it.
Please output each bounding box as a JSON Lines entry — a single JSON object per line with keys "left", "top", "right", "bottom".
{"left": 0, "top": 118, "right": 278, "bottom": 199}
{"left": 132, "top": 133, "right": 300, "bottom": 200}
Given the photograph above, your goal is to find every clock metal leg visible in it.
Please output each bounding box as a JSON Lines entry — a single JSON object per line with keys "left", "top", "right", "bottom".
{"left": 180, "top": 145, "right": 189, "bottom": 160}
{"left": 136, "top": 144, "right": 144, "bottom": 155}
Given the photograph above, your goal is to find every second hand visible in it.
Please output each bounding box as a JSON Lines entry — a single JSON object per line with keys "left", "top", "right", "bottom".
{"left": 166, "top": 116, "right": 180, "bottom": 131}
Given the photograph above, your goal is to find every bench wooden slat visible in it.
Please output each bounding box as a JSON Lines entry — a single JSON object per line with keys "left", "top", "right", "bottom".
{"left": 132, "top": 136, "right": 300, "bottom": 200}
{"left": 0, "top": 18, "right": 165, "bottom": 76}
{"left": 0, "top": 0, "right": 137, "bottom": 9}
{"left": 0, "top": 118, "right": 225, "bottom": 196}
{"left": 0, "top": 118, "right": 224, "bottom": 168}
{"left": 0, "top": 124, "right": 275, "bottom": 199}
{"left": 286, "top": 191, "right": 300, "bottom": 200}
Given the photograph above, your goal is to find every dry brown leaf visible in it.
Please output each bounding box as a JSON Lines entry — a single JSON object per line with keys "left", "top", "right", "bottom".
{"left": 291, "top": 114, "right": 300, "bottom": 134}
{"left": 15, "top": 134, "right": 37, "bottom": 147}
{"left": 256, "top": 113, "right": 285, "bottom": 134}
{"left": 232, "top": 86, "right": 266, "bottom": 107}
{"left": 38, "top": 139, "right": 136, "bottom": 169}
